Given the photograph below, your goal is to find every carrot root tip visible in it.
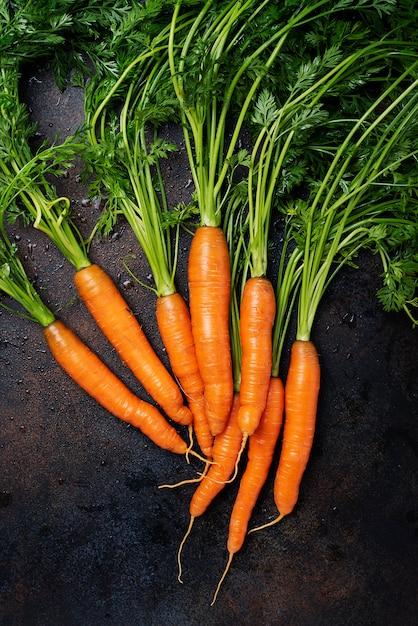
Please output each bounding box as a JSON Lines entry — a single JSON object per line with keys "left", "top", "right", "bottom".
{"left": 248, "top": 512, "right": 285, "bottom": 534}
{"left": 177, "top": 515, "right": 195, "bottom": 584}
{"left": 211, "top": 551, "right": 234, "bottom": 606}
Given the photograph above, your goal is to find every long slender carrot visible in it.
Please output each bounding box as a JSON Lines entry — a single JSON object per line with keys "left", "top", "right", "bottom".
{"left": 188, "top": 225, "right": 234, "bottom": 436}
{"left": 251, "top": 340, "right": 320, "bottom": 531}
{"left": 83, "top": 52, "right": 211, "bottom": 449}
{"left": 275, "top": 340, "right": 320, "bottom": 516}
{"left": 156, "top": 292, "right": 213, "bottom": 458}
{"left": 177, "top": 394, "right": 242, "bottom": 582}
{"left": 237, "top": 276, "right": 276, "bottom": 439}
{"left": 44, "top": 320, "right": 190, "bottom": 455}
{"left": 0, "top": 211, "right": 191, "bottom": 457}
{"left": 212, "top": 376, "right": 284, "bottom": 604}
{"left": 3, "top": 168, "right": 193, "bottom": 428}
{"left": 229, "top": 377, "right": 284, "bottom": 552}
{"left": 74, "top": 263, "right": 193, "bottom": 427}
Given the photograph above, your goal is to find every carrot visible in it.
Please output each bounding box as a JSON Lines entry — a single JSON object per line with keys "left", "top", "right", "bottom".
{"left": 211, "top": 376, "right": 284, "bottom": 604}
{"left": 83, "top": 54, "right": 211, "bottom": 448}
{"left": 188, "top": 225, "right": 234, "bottom": 436}
{"left": 74, "top": 263, "right": 192, "bottom": 427}
{"left": 177, "top": 393, "right": 242, "bottom": 582}
{"left": 156, "top": 292, "right": 213, "bottom": 458}
{"left": 0, "top": 217, "right": 190, "bottom": 456}
{"left": 43, "top": 320, "right": 190, "bottom": 455}
{"left": 4, "top": 169, "right": 193, "bottom": 428}
{"left": 237, "top": 276, "right": 276, "bottom": 439}
{"left": 250, "top": 340, "right": 320, "bottom": 532}
{"left": 275, "top": 340, "right": 320, "bottom": 515}
{"left": 229, "top": 377, "right": 284, "bottom": 551}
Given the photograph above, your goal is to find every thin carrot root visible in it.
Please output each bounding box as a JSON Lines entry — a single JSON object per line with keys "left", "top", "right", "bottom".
{"left": 185, "top": 424, "right": 194, "bottom": 465}
{"left": 187, "top": 448, "right": 213, "bottom": 464}
{"left": 177, "top": 515, "right": 195, "bottom": 584}
{"left": 211, "top": 551, "right": 234, "bottom": 606}
{"left": 248, "top": 513, "right": 285, "bottom": 534}
{"left": 158, "top": 461, "right": 211, "bottom": 489}
{"left": 158, "top": 476, "right": 204, "bottom": 489}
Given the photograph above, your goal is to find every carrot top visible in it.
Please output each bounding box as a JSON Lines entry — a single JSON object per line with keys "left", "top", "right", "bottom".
{"left": 0, "top": 206, "right": 55, "bottom": 328}
{"left": 0, "top": 66, "right": 90, "bottom": 272}
{"left": 291, "top": 55, "right": 418, "bottom": 340}
{"left": 167, "top": 0, "right": 349, "bottom": 228}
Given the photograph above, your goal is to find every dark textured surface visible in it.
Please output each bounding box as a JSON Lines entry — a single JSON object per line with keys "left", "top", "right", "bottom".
{"left": 1, "top": 66, "right": 417, "bottom": 626}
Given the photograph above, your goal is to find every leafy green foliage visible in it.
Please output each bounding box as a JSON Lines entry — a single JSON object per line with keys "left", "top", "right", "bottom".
{"left": 0, "top": 0, "right": 132, "bottom": 88}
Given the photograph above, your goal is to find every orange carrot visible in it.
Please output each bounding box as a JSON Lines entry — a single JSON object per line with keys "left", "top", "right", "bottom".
{"left": 73, "top": 263, "right": 192, "bottom": 427}
{"left": 43, "top": 320, "right": 189, "bottom": 455}
{"left": 177, "top": 394, "right": 242, "bottom": 582}
{"left": 211, "top": 376, "right": 284, "bottom": 603}
{"left": 229, "top": 377, "right": 284, "bottom": 552}
{"left": 237, "top": 276, "right": 276, "bottom": 439}
{"left": 188, "top": 225, "right": 234, "bottom": 436}
{"left": 275, "top": 339, "right": 320, "bottom": 516}
{"left": 156, "top": 291, "right": 213, "bottom": 458}
{"left": 251, "top": 340, "right": 320, "bottom": 532}
{"left": 189, "top": 393, "right": 242, "bottom": 518}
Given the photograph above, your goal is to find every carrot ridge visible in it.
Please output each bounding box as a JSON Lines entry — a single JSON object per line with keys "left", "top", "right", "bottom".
{"left": 43, "top": 320, "right": 188, "bottom": 455}
{"left": 74, "top": 263, "right": 192, "bottom": 426}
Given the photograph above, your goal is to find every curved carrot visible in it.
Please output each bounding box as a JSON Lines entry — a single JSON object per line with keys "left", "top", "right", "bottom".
{"left": 43, "top": 320, "right": 189, "bottom": 455}
{"left": 177, "top": 394, "right": 242, "bottom": 582}
{"left": 156, "top": 291, "right": 213, "bottom": 458}
{"left": 275, "top": 339, "right": 320, "bottom": 516}
{"left": 211, "top": 377, "right": 284, "bottom": 604}
{"left": 189, "top": 393, "right": 242, "bottom": 518}
{"left": 188, "top": 399, "right": 214, "bottom": 460}
{"left": 229, "top": 377, "right": 284, "bottom": 553}
{"left": 237, "top": 276, "right": 276, "bottom": 438}
{"left": 251, "top": 340, "right": 320, "bottom": 534}
{"left": 188, "top": 225, "right": 234, "bottom": 436}
{"left": 74, "top": 263, "right": 192, "bottom": 427}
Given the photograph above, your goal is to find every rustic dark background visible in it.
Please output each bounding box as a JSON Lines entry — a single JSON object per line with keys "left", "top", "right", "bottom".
{"left": 0, "top": 65, "right": 417, "bottom": 626}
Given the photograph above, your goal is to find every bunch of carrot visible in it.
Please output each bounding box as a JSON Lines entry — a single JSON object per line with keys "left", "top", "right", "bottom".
{"left": 1, "top": 0, "right": 418, "bottom": 606}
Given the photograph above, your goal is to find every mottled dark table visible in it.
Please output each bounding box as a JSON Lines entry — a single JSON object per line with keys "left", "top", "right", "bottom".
{"left": 1, "top": 66, "right": 417, "bottom": 626}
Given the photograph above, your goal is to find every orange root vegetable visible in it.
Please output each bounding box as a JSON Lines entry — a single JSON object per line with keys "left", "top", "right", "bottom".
{"left": 251, "top": 340, "right": 320, "bottom": 534}
{"left": 177, "top": 395, "right": 242, "bottom": 582}
{"left": 74, "top": 263, "right": 192, "bottom": 426}
{"left": 275, "top": 339, "right": 320, "bottom": 517}
{"left": 43, "top": 320, "right": 189, "bottom": 455}
{"left": 237, "top": 277, "right": 276, "bottom": 438}
{"left": 229, "top": 377, "right": 284, "bottom": 554}
{"left": 211, "top": 377, "right": 284, "bottom": 604}
{"left": 188, "top": 225, "right": 234, "bottom": 436}
{"left": 189, "top": 393, "right": 242, "bottom": 518}
{"left": 156, "top": 291, "right": 213, "bottom": 458}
